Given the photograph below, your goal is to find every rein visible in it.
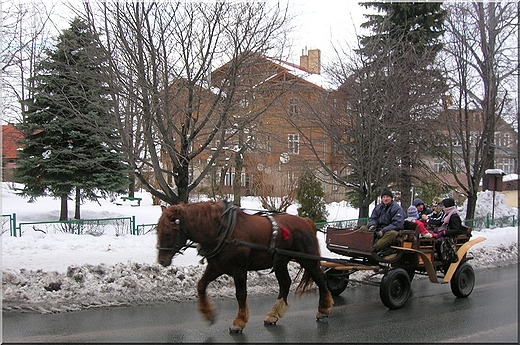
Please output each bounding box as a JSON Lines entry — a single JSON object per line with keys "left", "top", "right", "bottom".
{"left": 231, "top": 239, "right": 351, "bottom": 266}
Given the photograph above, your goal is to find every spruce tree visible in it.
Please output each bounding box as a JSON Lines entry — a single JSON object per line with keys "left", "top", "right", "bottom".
{"left": 16, "top": 18, "right": 128, "bottom": 220}
{"left": 355, "top": 2, "right": 447, "bottom": 210}
{"left": 296, "top": 171, "right": 328, "bottom": 223}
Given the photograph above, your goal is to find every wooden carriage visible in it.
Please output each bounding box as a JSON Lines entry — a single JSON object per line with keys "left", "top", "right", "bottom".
{"left": 321, "top": 222, "right": 486, "bottom": 309}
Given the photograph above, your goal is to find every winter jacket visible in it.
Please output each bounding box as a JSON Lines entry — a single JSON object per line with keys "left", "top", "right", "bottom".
{"left": 412, "top": 198, "right": 432, "bottom": 217}
{"left": 368, "top": 201, "right": 405, "bottom": 234}
{"left": 426, "top": 209, "right": 445, "bottom": 231}
{"left": 444, "top": 212, "right": 463, "bottom": 237}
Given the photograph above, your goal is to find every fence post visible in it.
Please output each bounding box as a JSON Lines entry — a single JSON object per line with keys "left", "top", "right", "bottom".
{"left": 513, "top": 215, "right": 516, "bottom": 227}
{"left": 131, "top": 216, "right": 136, "bottom": 235}
{"left": 486, "top": 215, "right": 490, "bottom": 228}
{"left": 11, "top": 213, "right": 17, "bottom": 237}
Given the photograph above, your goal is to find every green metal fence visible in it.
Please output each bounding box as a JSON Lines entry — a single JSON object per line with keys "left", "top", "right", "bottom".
{"left": 316, "top": 215, "right": 516, "bottom": 232}
{"left": 463, "top": 215, "right": 516, "bottom": 231}
{"left": 315, "top": 217, "right": 369, "bottom": 231}
{"left": 136, "top": 223, "right": 157, "bottom": 235}
{"left": 16, "top": 216, "right": 136, "bottom": 237}
{"left": 2, "top": 213, "right": 516, "bottom": 237}
{"left": 2, "top": 214, "right": 16, "bottom": 236}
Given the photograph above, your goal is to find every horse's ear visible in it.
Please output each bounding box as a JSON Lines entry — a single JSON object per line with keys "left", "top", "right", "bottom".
{"left": 161, "top": 205, "right": 167, "bottom": 212}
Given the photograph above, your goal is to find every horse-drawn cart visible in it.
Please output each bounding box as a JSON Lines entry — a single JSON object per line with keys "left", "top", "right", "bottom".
{"left": 321, "top": 223, "right": 486, "bottom": 309}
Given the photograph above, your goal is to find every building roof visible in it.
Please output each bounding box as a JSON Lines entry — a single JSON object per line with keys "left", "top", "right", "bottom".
{"left": 2, "top": 124, "right": 23, "bottom": 160}
{"left": 265, "top": 57, "right": 338, "bottom": 91}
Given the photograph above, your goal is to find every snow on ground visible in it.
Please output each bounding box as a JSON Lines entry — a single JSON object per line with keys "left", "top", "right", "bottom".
{"left": 1, "top": 182, "right": 518, "bottom": 314}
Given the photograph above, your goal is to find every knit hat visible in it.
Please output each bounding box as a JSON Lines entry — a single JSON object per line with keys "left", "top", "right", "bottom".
{"left": 412, "top": 198, "right": 424, "bottom": 207}
{"left": 407, "top": 205, "right": 419, "bottom": 219}
{"left": 432, "top": 197, "right": 443, "bottom": 206}
{"left": 441, "top": 197, "right": 455, "bottom": 208}
{"left": 380, "top": 189, "right": 393, "bottom": 198}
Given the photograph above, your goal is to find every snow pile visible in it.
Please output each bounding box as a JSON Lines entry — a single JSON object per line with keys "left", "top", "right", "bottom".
{"left": 462, "top": 190, "right": 518, "bottom": 218}
{"left": 1, "top": 183, "right": 518, "bottom": 314}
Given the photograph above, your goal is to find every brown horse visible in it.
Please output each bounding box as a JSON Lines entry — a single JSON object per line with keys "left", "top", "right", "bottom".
{"left": 156, "top": 200, "right": 333, "bottom": 333}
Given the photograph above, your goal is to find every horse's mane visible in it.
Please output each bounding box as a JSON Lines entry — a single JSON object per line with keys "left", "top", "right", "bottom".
{"left": 166, "top": 201, "right": 226, "bottom": 231}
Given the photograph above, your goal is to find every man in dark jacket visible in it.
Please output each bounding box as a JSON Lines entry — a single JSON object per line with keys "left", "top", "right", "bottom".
{"left": 412, "top": 198, "right": 432, "bottom": 218}
{"left": 369, "top": 189, "right": 405, "bottom": 256}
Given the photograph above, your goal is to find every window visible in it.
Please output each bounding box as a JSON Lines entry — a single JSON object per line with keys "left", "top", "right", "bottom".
{"left": 288, "top": 134, "right": 299, "bottom": 154}
{"left": 256, "top": 134, "right": 271, "bottom": 153}
{"left": 289, "top": 98, "right": 299, "bottom": 117}
{"left": 495, "top": 133, "right": 511, "bottom": 148}
{"left": 496, "top": 158, "right": 514, "bottom": 174}
{"left": 433, "top": 158, "right": 446, "bottom": 173}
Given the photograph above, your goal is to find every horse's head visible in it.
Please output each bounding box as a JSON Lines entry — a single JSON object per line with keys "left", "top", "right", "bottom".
{"left": 157, "top": 204, "right": 189, "bottom": 267}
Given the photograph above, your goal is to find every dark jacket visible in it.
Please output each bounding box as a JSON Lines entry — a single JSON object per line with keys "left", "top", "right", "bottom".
{"left": 412, "top": 198, "right": 432, "bottom": 217}
{"left": 368, "top": 201, "right": 405, "bottom": 234}
{"left": 445, "top": 212, "right": 463, "bottom": 237}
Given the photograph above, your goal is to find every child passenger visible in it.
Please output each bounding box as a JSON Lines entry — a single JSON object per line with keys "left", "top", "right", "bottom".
{"left": 406, "top": 205, "right": 432, "bottom": 238}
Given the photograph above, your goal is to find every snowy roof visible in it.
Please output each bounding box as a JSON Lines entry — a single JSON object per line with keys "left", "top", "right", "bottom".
{"left": 265, "top": 57, "right": 338, "bottom": 91}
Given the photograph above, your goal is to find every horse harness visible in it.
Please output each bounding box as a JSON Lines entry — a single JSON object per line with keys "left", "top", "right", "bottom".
{"left": 192, "top": 201, "right": 282, "bottom": 259}
{"left": 159, "top": 201, "right": 347, "bottom": 265}
{"left": 197, "top": 200, "right": 238, "bottom": 258}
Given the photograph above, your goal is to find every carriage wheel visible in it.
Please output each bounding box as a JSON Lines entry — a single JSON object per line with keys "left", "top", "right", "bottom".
{"left": 450, "top": 262, "right": 475, "bottom": 298}
{"left": 325, "top": 268, "right": 349, "bottom": 296}
{"left": 379, "top": 268, "right": 411, "bottom": 310}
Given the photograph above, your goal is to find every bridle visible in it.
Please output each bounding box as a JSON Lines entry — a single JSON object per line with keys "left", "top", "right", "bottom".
{"left": 156, "top": 200, "right": 237, "bottom": 259}
{"left": 156, "top": 218, "right": 195, "bottom": 254}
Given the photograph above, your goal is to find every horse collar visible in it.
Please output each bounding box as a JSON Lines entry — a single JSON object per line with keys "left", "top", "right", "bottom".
{"left": 197, "top": 200, "right": 237, "bottom": 258}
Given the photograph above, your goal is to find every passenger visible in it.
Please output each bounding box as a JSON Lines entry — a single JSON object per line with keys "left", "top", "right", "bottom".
{"left": 424, "top": 197, "right": 445, "bottom": 237}
{"left": 436, "top": 197, "right": 463, "bottom": 238}
{"left": 367, "top": 189, "right": 405, "bottom": 257}
{"left": 412, "top": 198, "right": 432, "bottom": 219}
{"left": 406, "top": 205, "right": 432, "bottom": 238}
{"left": 434, "top": 197, "right": 463, "bottom": 262}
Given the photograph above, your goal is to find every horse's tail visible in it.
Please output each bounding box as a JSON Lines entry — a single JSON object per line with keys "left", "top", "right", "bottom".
{"left": 295, "top": 268, "right": 314, "bottom": 296}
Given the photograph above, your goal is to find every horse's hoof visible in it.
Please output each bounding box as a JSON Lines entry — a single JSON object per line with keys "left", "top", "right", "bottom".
{"left": 229, "top": 325, "right": 243, "bottom": 333}
{"left": 316, "top": 312, "right": 329, "bottom": 320}
{"left": 263, "top": 315, "right": 278, "bottom": 326}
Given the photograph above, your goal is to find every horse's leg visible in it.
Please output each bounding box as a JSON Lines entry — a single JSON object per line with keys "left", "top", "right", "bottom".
{"left": 229, "top": 270, "right": 249, "bottom": 333}
{"left": 264, "top": 258, "right": 291, "bottom": 325}
{"left": 197, "top": 264, "right": 223, "bottom": 324}
{"left": 299, "top": 260, "right": 334, "bottom": 320}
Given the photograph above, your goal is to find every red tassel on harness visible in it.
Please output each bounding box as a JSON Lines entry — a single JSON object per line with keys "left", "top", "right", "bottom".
{"left": 281, "top": 227, "right": 290, "bottom": 241}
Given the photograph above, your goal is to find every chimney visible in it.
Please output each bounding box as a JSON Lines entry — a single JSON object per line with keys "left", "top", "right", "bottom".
{"left": 299, "top": 48, "right": 321, "bottom": 74}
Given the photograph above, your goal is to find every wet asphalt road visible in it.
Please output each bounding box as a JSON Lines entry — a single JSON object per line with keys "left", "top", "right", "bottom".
{"left": 2, "top": 264, "right": 518, "bottom": 343}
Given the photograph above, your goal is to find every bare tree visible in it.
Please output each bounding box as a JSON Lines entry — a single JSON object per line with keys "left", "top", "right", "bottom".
{"left": 82, "top": 2, "right": 290, "bottom": 205}
{"left": 437, "top": 1, "right": 518, "bottom": 220}
{"left": 1, "top": 1, "right": 58, "bottom": 124}
{"left": 303, "top": 20, "right": 445, "bottom": 218}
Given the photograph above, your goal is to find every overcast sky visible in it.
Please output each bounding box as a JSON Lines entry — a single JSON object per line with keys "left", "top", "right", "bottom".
{"left": 288, "top": 0, "right": 369, "bottom": 64}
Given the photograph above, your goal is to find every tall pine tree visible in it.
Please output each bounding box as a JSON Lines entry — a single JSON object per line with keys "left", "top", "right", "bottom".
{"left": 356, "top": 3, "right": 447, "bottom": 209}
{"left": 16, "top": 18, "right": 128, "bottom": 220}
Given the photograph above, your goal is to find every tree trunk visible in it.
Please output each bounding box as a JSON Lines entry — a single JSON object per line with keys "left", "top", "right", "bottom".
{"left": 128, "top": 175, "right": 135, "bottom": 198}
{"left": 233, "top": 161, "right": 242, "bottom": 207}
{"left": 465, "top": 193, "right": 478, "bottom": 224}
{"left": 74, "top": 187, "right": 81, "bottom": 220}
{"left": 60, "top": 194, "right": 68, "bottom": 221}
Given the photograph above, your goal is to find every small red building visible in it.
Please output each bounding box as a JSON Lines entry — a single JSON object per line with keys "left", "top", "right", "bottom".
{"left": 2, "top": 123, "right": 23, "bottom": 182}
